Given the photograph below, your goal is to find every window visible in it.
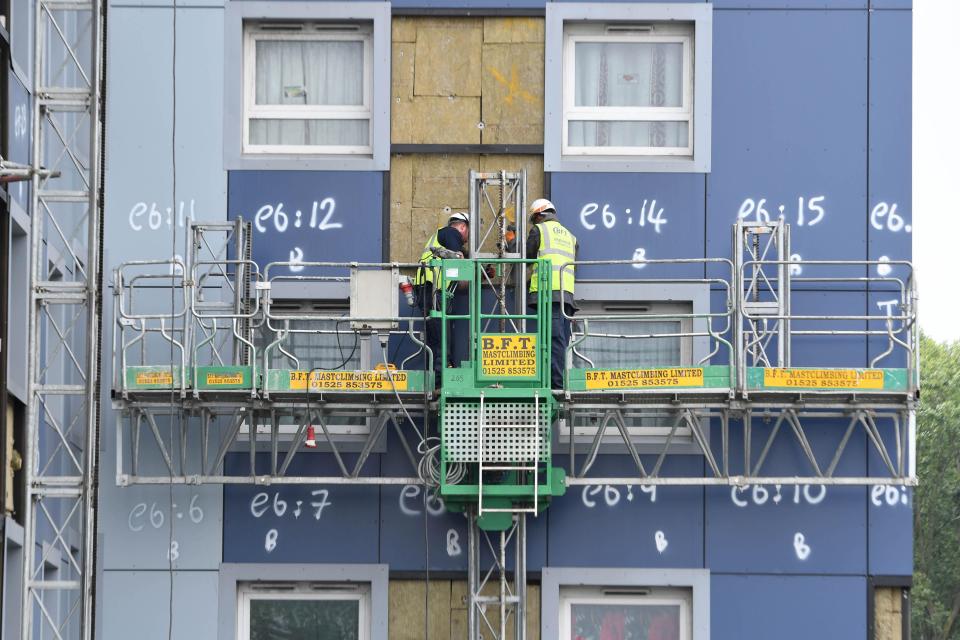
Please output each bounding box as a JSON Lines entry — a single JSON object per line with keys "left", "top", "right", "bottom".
{"left": 238, "top": 582, "right": 371, "bottom": 640}
{"left": 243, "top": 22, "right": 373, "bottom": 155}
{"left": 542, "top": 568, "right": 709, "bottom": 640}
{"left": 563, "top": 22, "right": 693, "bottom": 157}
{"left": 545, "top": 4, "right": 712, "bottom": 173}
{"left": 560, "top": 587, "right": 692, "bottom": 640}
{"left": 574, "top": 301, "right": 692, "bottom": 370}
{"left": 225, "top": 2, "right": 390, "bottom": 170}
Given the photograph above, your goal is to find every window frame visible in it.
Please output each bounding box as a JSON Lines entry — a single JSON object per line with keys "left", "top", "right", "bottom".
{"left": 559, "top": 586, "right": 693, "bottom": 640}
{"left": 242, "top": 23, "right": 374, "bottom": 156}
{"left": 561, "top": 281, "right": 712, "bottom": 454}
{"left": 567, "top": 300, "right": 695, "bottom": 443}
{"left": 542, "top": 568, "right": 710, "bottom": 640}
{"left": 236, "top": 581, "right": 371, "bottom": 640}
{"left": 224, "top": 1, "right": 391, "bottom": 171}
{"left": 218, "top": 563, "right": 388, "bottom": 640}
{"left": 561, "top": 27, "right": 695, "bottom": 157}
{"left": 545, "top": 2, "right": 712, "bottom": 173}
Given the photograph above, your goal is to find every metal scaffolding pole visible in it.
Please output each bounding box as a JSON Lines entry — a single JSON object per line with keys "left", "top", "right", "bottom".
{"left": 20, "top": 0, "right": 104, "bottom": 635}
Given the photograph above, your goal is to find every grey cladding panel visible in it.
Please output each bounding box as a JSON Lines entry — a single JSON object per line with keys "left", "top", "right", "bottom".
{"left": 105, "top": 7, "right": 227, "bottom": 269}
{"left": 100, "top": 571, "right": 219, "bottom": 640}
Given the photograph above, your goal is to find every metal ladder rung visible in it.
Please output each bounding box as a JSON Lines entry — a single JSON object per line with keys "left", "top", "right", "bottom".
{"left": 480, "top": 507, "right": 538, "bottom": 514}
{"left": 483, "top": 465, "right": 538, "bottom": 471}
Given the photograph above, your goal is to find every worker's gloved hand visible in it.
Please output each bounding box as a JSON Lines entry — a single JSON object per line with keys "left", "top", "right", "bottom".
{"left": 504, "top": 226, "right": 517, "bottom": 252}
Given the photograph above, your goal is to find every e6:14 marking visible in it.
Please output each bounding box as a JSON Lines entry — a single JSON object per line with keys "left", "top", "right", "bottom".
{"left": 579, "top": 201, "right": 668, "bottom": 233}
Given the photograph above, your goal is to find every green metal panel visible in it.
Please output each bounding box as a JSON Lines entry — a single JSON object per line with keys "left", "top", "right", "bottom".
{"left": 193, "top": 366, "right": 253, "bottom": 391}
{"left": 746, "top": 367, "right": 909, "bottom": 392}
{"left": 123, "top": 366, "right": 189, "bottom": 390}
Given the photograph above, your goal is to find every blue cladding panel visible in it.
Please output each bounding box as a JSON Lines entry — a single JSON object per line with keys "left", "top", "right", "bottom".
{"left": 227, "top": 170, "right": 383, "bottom": 269}
{"left": 548, "top": 455, "right": 704, "bottom": 568}
{"left": 549, "top": 173, "right": 705, "bottom": 278}
{"left": 872, "top": 0, "right": 911, "bottom": 8}
{"left": 222, "top": 453, "right": 379, "bottom": 563}
{"left": 714, "top": 1, "right": 864, "bottom": 7}
{"left": 707, "top": 417, "right": 867, "bottom": 574}
{"left": 711, "top": 575, "right": 867, "bottom": 640}
{"left": 790, "top": 290, "right": 866, "bottom": 367}
{"left": 6, "top": 70, "right": 31, "bottom": 213}
{"left": 707, "top": 10, "right": 868, "bottom": 267}
{"left": 867, "top": 419, "right": 913, "bottom": 576}
{"left": 868, "top": 11, "right": 912, "bottom": 282}
{"left": 392, "top": 0, "right": 543, "bottom": 6}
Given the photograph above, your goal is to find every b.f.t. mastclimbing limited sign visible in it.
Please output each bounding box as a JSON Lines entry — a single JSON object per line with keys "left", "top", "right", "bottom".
{"left": 762, "top": 368, "right": 884, "bottom": 389}
{"left": 480, "top": 334, "right": 537, "bottom": 378}
{"left": 288, "top": 370, "right": 409, "bottom": 391}
{"left": 586, "top": 367, "right": 704, "bottom": 389}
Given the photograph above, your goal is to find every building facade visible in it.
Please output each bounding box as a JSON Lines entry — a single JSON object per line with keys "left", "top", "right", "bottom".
{"left": 1, "top": 0, "right": 914, "bottom": 638}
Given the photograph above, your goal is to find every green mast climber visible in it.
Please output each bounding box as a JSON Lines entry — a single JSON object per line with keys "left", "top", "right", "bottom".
{"left": 431, "top": 257, "right": 566, "bottom": 531}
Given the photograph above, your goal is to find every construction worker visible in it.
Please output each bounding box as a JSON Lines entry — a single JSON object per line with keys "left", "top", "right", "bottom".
{"left": 526, "top": 198, "right": 578, "bottom": 390}
{"left": 415, "top": 211, "right": 470, "bottom": 381}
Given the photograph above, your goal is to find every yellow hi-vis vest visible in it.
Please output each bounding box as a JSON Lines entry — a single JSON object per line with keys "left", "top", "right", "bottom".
{"left": 414, "top": 230, "right": 444, "bottom": 285}
{"left": 530, "top": 220, "right": 576, "bottom": 295}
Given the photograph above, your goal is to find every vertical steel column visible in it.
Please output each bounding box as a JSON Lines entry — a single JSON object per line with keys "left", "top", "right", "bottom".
{"left": 21, "top": 0, "right": 103, "bottom": 636}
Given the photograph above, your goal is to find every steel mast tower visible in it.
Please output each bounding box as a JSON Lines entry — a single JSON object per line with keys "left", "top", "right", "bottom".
{"left": 20, "top": 0, "right": 105, "bottom": 634}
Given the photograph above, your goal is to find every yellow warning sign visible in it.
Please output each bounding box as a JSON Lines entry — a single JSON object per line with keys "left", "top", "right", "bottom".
{"left": 206, "top": 372, "right": 244, "bottom": 386}
{"left": 586, "top": 368, "right": 704, "bottom": 389}
{"left": 135, "top": 371, "right": 173, "bottom": 386}
{"left": 480, "top": 334, "right": 537, "bottom": 377}
{"left": 763, "top": 368, "right": 884, "bottom": 389}
{"left": 288, "top": 370, "right": 409, "bottom": 391}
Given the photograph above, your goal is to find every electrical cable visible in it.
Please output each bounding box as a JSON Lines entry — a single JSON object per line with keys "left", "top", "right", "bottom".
{"left": 167, "top": 0, "right": 178, "bottom": 635}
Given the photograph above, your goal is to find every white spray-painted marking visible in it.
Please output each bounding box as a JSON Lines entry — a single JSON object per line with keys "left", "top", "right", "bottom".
{"left": 877, "top": 256, "right": 893, "bottom": 277}
{"left": 793, "top": 532, "right": 811, "bottom": 560}
{"left": 446, "top": 529, "right": 462, "bottom": 557}
{"left": 655, "top": 530, "right": 669, "bottom": 554}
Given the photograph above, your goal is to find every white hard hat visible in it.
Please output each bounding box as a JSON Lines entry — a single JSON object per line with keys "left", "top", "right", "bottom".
{"left": 529, "top": 198, "right": 556, "bottom": 217}
{"left": 449, "top": 211, "right": 469, "bottom": 224}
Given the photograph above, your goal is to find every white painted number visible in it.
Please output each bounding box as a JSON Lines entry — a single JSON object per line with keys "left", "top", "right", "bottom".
{"left": 579, "top": 201, "right": 668, "bottom": 233}
{"left": 871, "top": 484, "right": 909, "bottom": 507}
{"left": 310, "top": 489, "right": 333, "bottom": 520}
{"left": 738, "top": 196, "right": 825, "bottom": 227}
{"left": 654, "top": 530, "right": 668, "bottom": 554}
{"left": 128, "top": 200, "right": 194, "bottom": 231}
{"left": 582, "top": 484, "right": 656, "bottom": 508}
{"left": 871, "top": 202, "right": 910, "bottom": 233}
{"left": 731, "top": 484, "right": 827, "bottom": 507}
{"left": 793, "top": 532, "right": 811, "bottom": 560}
{"left": 167, "top": 540, "right": 180, "bottom": 562}
{"left": 446, "top": 529, "right": 462, "bottom": 557}
{"left": 255, "top": 199, "right": 341, "bottom": 234}
{"left": 265, "top": 529, "right": 278, "bottom": 553}
{"left": 189, "top": 495, "right": 204, "bottom": 524}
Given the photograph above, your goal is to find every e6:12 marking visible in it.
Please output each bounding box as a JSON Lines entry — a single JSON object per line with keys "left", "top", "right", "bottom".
{"left": 254, "top": 198, "right": 342, "bottom": 234}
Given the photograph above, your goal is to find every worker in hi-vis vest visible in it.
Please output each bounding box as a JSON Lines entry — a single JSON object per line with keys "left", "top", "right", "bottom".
{"left": 525, "top": 198, "right": 578, "bottom": 389}
{"left": 414, "top": 211, "right": 470, "bottom": 382}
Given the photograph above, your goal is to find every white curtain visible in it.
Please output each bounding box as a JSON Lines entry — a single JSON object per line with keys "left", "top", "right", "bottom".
{"left": 570, "top": 41, "right": 687, "bottom": 148}
{"left": 250, "top": 39, "right": 368, "bottom": 147}
{"left": 581, "top": 320, "right": 681, "bottom": 369}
